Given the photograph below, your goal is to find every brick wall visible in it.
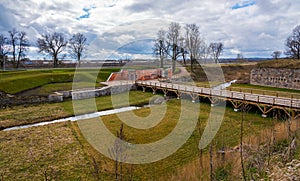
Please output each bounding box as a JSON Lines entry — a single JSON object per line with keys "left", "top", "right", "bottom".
{"left": 250, "top": 68, "right": 300, "bottom": 90}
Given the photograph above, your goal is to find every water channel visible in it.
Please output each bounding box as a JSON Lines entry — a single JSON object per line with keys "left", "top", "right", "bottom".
{"left": 4, "top": 106, "right": 141, "bottom": 131}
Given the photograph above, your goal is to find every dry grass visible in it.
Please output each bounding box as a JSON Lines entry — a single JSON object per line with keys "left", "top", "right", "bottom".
{"left": 166, "top": 116, "right": 300, "bottom": 181}
{"left": 0, "top": 93, "right": 297, "bottom": 180}
{"left": 0, "top": 104, "right": 70, "bottom": 130}
{"left": 0, "top": 91, "right": 154, "bottom": 130}
{"left": 0, "top": 122, "right": 95, "bottom": 180}
{"left": 256, "top": 59, "right": 300, "bottom": 69}
{"left": 187, "top": 63, "right": 255, "bottom": 84}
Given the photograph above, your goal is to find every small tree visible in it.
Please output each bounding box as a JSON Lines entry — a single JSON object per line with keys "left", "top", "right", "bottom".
{"left": 209, "top": 42, "right": 223, "bottom": 64}
{"left": 271, "top": 51, "right": 281, "bottom": 60}
{"left": 8, "top": 28, "right": 18, "bottom": 67}
{"left": 69, "top": 33, "right": 87, "bottom": 67}
{"left": 285, "top": 25, "right": 300, "bottom": 59}
{"left": 166, "top": 22, "right": 182, "bottom": 73}
{"left": 109, "top": 124, "right": 127, "bottom": 181}
{"left": 237, "top": 53, "right": 246, "bottom": 62}
{"left": 0, "top": 34, "right": 9, "bottom": 70}
{"left": 185, "top": 24, "right": 204, "bottom": 71}
{"left": 16, "top": 31, "right": 29, "bottom": 68}
{"left": 37, "top": 32, "right": 68, "bottom": 68}
{"left": 154, "top": 29, "right": 168, "bottom": 68}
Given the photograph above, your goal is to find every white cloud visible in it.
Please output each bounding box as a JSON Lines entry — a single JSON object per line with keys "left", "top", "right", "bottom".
{"left": 0, "top": 0, "right": 300, "bottom": 59}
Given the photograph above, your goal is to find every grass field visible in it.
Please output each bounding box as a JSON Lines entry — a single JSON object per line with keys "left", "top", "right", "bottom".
{"left": 256, "top": 59, "right": 300, "bottom": 69}
{"left": 0, "top": 91, "right": 154, "bottom": 130}
{"left": 0, "top": 68, "right": 119, "bottom": 94}
{"left": 0, "top": 96, "right": 282, "bottom": 180}
{"left": 1, "top": 61, "right": 300, "bottom": 180}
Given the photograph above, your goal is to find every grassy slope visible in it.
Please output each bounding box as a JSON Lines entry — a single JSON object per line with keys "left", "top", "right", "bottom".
{"left": 0, "top": 68, "right": 119, "bottom": 94}
{"left": 0, "top": 91, "right": 154, "bottom": 130}
{"left": 256, "top": 59, "right": 300, "bottom": 69}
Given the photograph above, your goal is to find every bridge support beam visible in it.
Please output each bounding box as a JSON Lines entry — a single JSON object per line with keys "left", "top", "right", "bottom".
{"left": 208, "top": 96, "right": 220, "bottom": 106}
{"left": 152, "top": 87, "right": 157, "bottom": 94}
{"left": 162, "top": 88, "right": 168, "bottom": 97}
{"left": 257, "top": 104, "right": 274, "bottom": 118}
{"left": 230, "top": 100, "right": 243, "bottom": 112}
{"left": 190, "top": 93, "right": 198, "bottom": 103}
{"left": 175, "top": 90, "right": 181, "bottom": 99}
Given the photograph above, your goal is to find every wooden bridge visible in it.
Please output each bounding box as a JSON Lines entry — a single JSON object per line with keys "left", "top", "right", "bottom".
{"left": 135, "top": 80, "right": 300, "bottom": 119}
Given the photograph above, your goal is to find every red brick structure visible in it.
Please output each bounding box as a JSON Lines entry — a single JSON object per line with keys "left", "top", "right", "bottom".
{"left": 107, "top": 68, "right": 172, "bottom": 81}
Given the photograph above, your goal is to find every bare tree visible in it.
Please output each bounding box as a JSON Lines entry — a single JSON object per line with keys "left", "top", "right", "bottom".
{"left": 69, "top": 33, "right": 87, "bottom": 67}
{"left": 109, "top": 124, "right": 127, "bottom": 181}
{"left": 16, "top": 31, "right": 29, "bottom": 68}
{"left": 285, "top": 25, "right": 300, "bottom": 59}
{"left": 154, "top": 29, "right": 168, "bottom": 68}
{"left": 8, "top": 28, "right": 18, "bottom": 67}
{"left": 209, "top": 42, "right": 223, "bottom": 64}
{"left": 185, "top": 24, "right": 204, "bottom": 71}
{"left": 271, "top": 51, "right": 281, "bottom": 60}
{"left": 237, "top": 53, "right": 245, "bottom": 62}
{"left": 0, "top": 34, "right": 9, "bottom": 70}
{"left": 37, "top": 32, "right": 68, "bottom": 68}
{"left": 240, "top": 104, "right": 251, "bottom": 181}
{"left": 166, "top": 22, "right": 182, "bottom": 73}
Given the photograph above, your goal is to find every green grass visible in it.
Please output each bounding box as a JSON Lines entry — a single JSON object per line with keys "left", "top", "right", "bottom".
{"left": 0, "top": 96, "right": 275, "bottom": 180}
{"left": 76, "top": 99, "right": 274, "bottom": 180}
{"left": 0, "top": 91, "right": 154, "bottom": 129}
{"left": 0, "top": 68, "right": 119, "bottom": 94}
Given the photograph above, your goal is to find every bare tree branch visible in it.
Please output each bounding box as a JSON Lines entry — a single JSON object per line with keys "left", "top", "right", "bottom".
{"left": 209, "top": 42, "right": 223, "bottom": 64}
{"left": 285, "top": 25, "right": 300, "bottom": 59}
{"left": 69, "top": 33, "right": 87, "bottom": 67}
{"left": 8, "top": 28, "right": 18, "bottom": 67}
{"left": 0, "top": 34, "right": 9, "bottom": 70}
{"left": 16, "top": 31, "right": 29, "bottom": 68}
{"left": 37, "top": 32, "right": 68, "bottom": 68}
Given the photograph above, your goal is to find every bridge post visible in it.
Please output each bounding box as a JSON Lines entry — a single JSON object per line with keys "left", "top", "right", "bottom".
{"left": 163, "top": 88, "right": 168, "bottom": 97}
{"left": 152, "top": 88, "right": 156, "bottom": 94}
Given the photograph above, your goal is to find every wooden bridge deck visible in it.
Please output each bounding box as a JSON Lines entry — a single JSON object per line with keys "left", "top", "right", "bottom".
{"left": 136, "top": 80, "right": 300, "bottom": 110}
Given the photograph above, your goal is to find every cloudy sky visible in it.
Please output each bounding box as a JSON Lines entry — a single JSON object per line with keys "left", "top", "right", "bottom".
{"left": 0, "top": 0, "right": 299, "bottom": 60}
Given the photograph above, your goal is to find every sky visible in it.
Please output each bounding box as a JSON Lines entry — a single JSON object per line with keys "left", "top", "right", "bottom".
{"left": 0, "top": 0, "right": 299, "bottom": 60}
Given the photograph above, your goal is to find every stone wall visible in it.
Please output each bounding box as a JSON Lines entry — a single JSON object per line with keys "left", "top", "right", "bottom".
{"left": 250, "top": 68, "right": 300, "bottom": 90}
{"left": 71, "top": 84, "right": 136, "bottom": 100}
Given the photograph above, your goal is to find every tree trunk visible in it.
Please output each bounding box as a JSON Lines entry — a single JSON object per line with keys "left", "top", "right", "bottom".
{"left": 53, "top": 53, "right": 58, "bottom": 68}
{"left": 160, "top": 56, "right": 164, "bottom": 68}
{"left": 17, "top": 49, "right": 21, "bottom": 69}
{"left": 12, "top": 44, "right": 16, "bottom": 68}
{"left": 77, "top": 53, "right": 81, "bottom": 67}
{"left": 190, "top": 55, "right": 194, "bottom": 72}
{"left": 172, "top": 44, "right": 176, "bottom": 73}
{"left": 182, "top": 50, "right": 186, "bottom": 65}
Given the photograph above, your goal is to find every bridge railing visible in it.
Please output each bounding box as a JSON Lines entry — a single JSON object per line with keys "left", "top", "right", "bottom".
{"left": 228, "top": 87, "right": 300, "bottom": 100}
{"left": 135, "top": 81, "right": 300, "bottom": 109}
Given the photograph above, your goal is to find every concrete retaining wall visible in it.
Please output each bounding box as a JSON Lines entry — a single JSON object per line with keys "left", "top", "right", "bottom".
{"left": 71, "top": 84, "right": 136, "bottom": 100}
